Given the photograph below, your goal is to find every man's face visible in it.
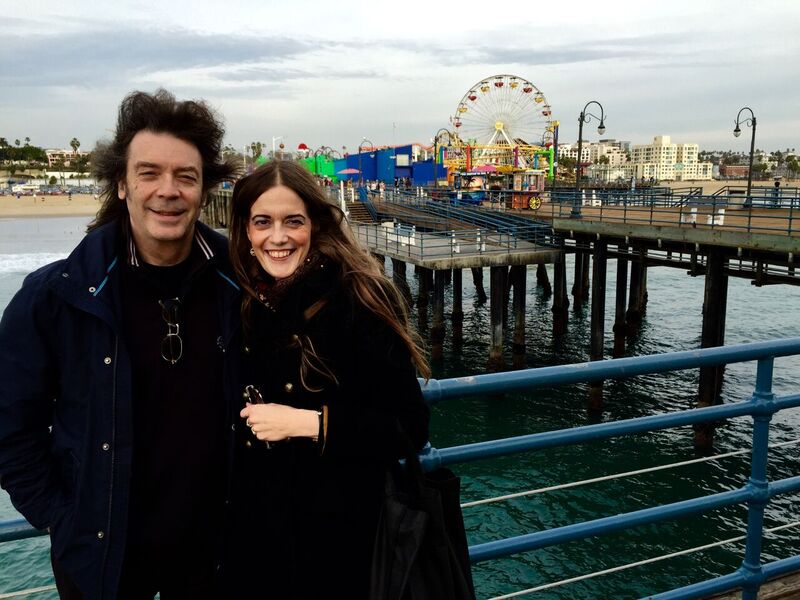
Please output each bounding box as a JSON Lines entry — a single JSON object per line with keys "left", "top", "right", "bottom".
{"left": 118, "top": 131, "right": 204, "bottom": 265}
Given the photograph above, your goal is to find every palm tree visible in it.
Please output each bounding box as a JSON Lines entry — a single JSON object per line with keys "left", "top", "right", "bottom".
{"left": 14, "top": 139, "right": 20, "bottom": 147}
{"left": 24, "top": 137, "right": 30, "bottom": 146}
{"left": 70, "top": 138, "right": 80, "bottom": 155}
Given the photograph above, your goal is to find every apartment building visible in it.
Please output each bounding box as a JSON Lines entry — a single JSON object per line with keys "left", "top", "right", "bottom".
{"left": 626, "top": 135, "right": 712, "bottom": 181}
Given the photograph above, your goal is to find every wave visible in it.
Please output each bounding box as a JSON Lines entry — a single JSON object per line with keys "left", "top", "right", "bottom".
{"left": 0, "top": 253, "right": 68, "bottom": 274}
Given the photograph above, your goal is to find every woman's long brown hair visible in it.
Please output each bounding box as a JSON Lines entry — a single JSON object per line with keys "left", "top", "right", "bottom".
{"left": 229, "top": 160, "right": 430, "bottom": 379}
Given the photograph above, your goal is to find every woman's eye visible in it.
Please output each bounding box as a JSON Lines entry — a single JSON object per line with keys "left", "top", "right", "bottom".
{"left": 252, "top": 218, "right": 270, "bottom": 227}
{"left": 287, "top": 218, "right": 305, "bottom": 227}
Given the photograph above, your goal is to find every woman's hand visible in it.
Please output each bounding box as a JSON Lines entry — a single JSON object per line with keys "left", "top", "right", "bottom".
{"left": 240, "top": 403, "right": 319, "bottom": 442}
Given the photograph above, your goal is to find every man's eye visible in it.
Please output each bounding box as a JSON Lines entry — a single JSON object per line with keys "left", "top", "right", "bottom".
{"left": 179, "top": 174, "right": 198, "bottom": 183}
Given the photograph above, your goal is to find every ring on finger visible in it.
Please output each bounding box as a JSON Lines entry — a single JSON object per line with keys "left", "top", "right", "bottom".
{"left": 246, "top": 419, "right": 252, "bottom": 427}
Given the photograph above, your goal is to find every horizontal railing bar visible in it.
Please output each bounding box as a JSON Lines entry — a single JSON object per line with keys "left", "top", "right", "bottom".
{"left": 490, "top": 521, "right": 800, "bottom": 599}
{"left": 469, "top": 487, "right": 751, "bottom": 563}
{"left": 0, "top": 518, "right": 45, "bottom": 543}
{"left": 469, "top": 472, "right": 800, "bottom": 564}
{"left": 433, "top": 400, "right": 756, "bottom": 468}
{"left": 422, "top": 338, "right": 800, "bottom": 403}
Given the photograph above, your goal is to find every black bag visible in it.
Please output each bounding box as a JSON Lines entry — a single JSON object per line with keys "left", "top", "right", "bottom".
{"left": 369, "top": 445, "right": 476, "bottom": 600}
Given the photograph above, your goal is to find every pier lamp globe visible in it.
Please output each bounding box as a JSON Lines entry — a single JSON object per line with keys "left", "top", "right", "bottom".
{"left": 732, "top": 107, "right": 757, "bottom": 205}
{"left": 572, "top": 100, "right": 607, "bottom": 218}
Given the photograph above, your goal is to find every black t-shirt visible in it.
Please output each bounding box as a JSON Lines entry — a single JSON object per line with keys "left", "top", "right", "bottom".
{"left": 120, "top": 246, "right": 226, "bottom": 573}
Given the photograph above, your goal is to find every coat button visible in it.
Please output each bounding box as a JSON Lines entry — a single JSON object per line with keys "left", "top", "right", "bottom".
{"left": 96, "top": 531, "right": 105, "bottom": 540}
{"left": 284, "top": 383, "right": 294, "bottom": 393}
{"left": 291, "top": 334, "right": 300, "bottom": 343}
{"left": 245, "top": 440, "right": 252, "bottom": 449}
{"left": 101, "top": 443, "right": 110, "bottom": 451}
{"left": 88, "top": 286, "right": 96, "bottom": 293}
{"left": 61, "top": 272, "right": 69, "bottom": 278}
{"left": 231, "top": 424, "right": 236, "bottom": 431}
{"left": 103, "top": 357, "right": 112, "bottom": 365}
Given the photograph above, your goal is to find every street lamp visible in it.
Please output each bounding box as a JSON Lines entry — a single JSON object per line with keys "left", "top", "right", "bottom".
{"left": 358, "top": 137, "right": 374, "bottom": 185}
{"left": 271, "top": 136, "right": 284, "bottom": 158}
{"left": 733, "top": 107, "right": 757, "bottom": 205}
{"left": 432, "top": 128, "right": 451, "bottom": 187}
{"left": 572, "top": 100, "right": 606, "bottom": 218}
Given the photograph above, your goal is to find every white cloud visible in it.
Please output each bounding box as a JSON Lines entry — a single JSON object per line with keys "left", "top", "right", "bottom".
{"left": 1, "top": 0, "right": 799, "bottom": 151}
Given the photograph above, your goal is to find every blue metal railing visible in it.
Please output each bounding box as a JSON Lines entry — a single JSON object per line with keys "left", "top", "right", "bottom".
{"left": 2, "top": 338, "right": 800, "bottom": 599}
{"left": 414, "top": 337, "right": 800, "bottom": 599}
{"left": 356, "top": 186, "right": 379, "bottom": 221}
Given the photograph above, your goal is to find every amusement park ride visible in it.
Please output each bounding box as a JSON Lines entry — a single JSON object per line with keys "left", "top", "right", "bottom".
{"left": 437, "top": 74, "right": 558, "bottom": 210}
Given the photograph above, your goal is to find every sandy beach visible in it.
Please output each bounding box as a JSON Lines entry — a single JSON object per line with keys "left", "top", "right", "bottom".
{"left": 0, "top": 194, "right": 102, "bottom": 218}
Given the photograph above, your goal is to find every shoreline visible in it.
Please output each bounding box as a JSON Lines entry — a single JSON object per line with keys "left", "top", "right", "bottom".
{"left": 0, "top": 194, "right": 101, "bottom": 218}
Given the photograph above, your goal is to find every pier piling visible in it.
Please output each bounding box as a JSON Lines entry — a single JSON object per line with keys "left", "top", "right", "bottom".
{"left": 572, "top": 250, "right": 587, "bottom": 310}
{"left": 536, "top": 263, "right": 552, "bottom": 296}
{"left": 694, "top": 248, "right": 729, "bottom": 450}
{"left": 552, "top": 253, "right": 569, "bottom": 335}
{"left": 489, "top": 266, "right": 507, "bottom": 370}
{"left": 613, "top": 245, "right": 629, "bottom": 358}
{"left": 431, "top": 270, "right": 446, "bottom": 361}
{"left": 452, "top": 268, "right": 463, "bottom": 342}
{"left": 511, "top": 265, "right": 527, "bottom": 369}
{"left": 391, "top": 259, "right": 412, "bottom": 308}
{"left": 472, "top": 267, "right": 488, "bottom": 304}
{"left": 589, "top": 241, "right": 608, "bottom": 412}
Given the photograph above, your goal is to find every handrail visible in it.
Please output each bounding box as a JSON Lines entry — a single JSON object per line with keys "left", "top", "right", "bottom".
{"left": 2, "top": 338, "right": 800, "bottom": 599}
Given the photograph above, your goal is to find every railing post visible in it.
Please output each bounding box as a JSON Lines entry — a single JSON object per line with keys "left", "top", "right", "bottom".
{"left": 740, "top": 357, "right": 775, "bottom": 600}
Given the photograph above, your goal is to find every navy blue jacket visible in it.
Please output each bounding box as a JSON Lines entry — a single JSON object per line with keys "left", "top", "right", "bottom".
{"left": 0, "top": 220, "right": 241, "bottom": 599}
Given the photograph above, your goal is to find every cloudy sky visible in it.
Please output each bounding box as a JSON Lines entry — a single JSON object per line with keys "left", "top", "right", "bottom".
{"left": 3, "top": 0, "right": 798, "bottom": 154}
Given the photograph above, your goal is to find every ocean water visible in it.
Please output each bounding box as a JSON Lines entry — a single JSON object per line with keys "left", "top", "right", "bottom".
{"left": 0, "top": 216, "right": 799, "bottom": 599}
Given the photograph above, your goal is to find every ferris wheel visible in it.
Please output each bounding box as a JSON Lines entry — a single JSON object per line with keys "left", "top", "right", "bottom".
{"left": 450, "top": 74, "right": 554, "bottom": 149}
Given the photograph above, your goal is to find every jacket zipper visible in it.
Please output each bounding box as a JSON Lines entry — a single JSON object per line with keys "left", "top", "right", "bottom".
{"left": 99, "top": 335, "right": 119, "bottom": 599}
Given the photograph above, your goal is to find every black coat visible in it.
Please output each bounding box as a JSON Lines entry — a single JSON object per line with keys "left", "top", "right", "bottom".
{"left": 226, "top": 261, "right": 429, "bottom": 599}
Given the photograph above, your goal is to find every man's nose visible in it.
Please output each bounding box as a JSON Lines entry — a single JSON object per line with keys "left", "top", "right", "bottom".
{"left": 158, "top": 175, "right": 180, "bottom": 197}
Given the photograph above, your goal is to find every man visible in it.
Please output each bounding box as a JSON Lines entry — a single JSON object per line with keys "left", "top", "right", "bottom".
{"left": 0, "top": 89, "right": 240, "bottom": 599}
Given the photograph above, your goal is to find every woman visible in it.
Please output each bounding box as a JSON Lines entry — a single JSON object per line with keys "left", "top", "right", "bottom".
{"left": 226, "top": 160, "right": 430, "bottom": 599}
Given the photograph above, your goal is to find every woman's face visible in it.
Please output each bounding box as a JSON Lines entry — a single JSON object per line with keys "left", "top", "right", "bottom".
{"left": 246, "top": 185, "right": 312, "bottom": 280}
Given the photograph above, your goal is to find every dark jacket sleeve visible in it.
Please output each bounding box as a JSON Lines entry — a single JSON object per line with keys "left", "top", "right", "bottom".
{"left": 0, "top": 275, "right": 70, "bottom": 530}
{"left": 322, "top": 303, "right": 429, "bottom": 462}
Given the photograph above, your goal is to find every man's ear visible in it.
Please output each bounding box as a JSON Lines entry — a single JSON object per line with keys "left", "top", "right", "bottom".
{"left": 117, "top": 180, "right": 126, "bottom": 200}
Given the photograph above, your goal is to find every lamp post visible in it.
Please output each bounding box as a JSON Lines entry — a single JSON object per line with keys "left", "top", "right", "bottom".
{"left": 733, "top": 107, "right": 757, "bottom": 205}
{"left": 271, "top": 136, "right": 284, "bottom": 158}
{"left": 432, "top": 128, "right": 450, "bottom": 188}
{"left": 358, "top": 137, "right": 374, "bottom": 185}
{"left": 572, "top": 101, "right": 606, "bottom": 218}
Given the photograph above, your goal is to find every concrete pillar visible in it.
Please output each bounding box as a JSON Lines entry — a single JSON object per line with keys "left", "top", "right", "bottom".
{"left": 488, "top": 266, "right": 507, "bottom": 370}
{"left": 511, "top": 265, "right": 527, "bottom": 369}
{"left": 589, "top": 240, "right": 608, "bottom": 413}
{"left": 694, "top": 249, "right": 729, "bottom": 450}
{"left": 613, "top": 245, "right": 629, "bottom": 358}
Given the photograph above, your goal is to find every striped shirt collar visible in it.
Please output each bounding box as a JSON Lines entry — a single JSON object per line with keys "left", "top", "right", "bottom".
{"left": 126, "top": 226, "right": 215, "bottom": 268}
